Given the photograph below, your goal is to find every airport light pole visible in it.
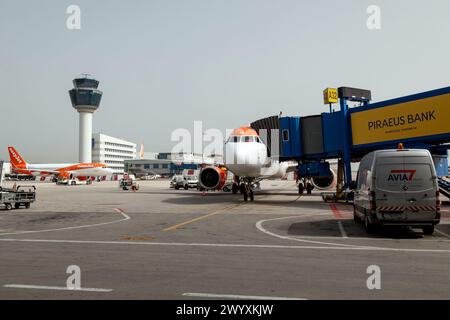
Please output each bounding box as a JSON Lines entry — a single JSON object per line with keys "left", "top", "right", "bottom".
{"left": 69, "top": 76, "right": 103, "bottom": 163}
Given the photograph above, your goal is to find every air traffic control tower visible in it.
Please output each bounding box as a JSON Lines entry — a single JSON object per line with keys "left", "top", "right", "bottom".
{"left": 69, "top": 76, "right": 103, "bottom": 163}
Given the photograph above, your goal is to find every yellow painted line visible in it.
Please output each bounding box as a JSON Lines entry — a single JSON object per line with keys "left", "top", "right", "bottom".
{"left": 162, "top": 204, "right": 241, "bottom": 232}
{"left": 120, "top": 236, "right": 154, "bottom": 241}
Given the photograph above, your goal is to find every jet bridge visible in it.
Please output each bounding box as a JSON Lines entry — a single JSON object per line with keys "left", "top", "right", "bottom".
{"left": 254, "top": 86, "right": 450, "bottom": 197}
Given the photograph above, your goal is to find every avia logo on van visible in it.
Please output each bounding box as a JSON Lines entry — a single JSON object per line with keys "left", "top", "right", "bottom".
{"left": 388, "top": 170, "right": 416, "bottom": 182}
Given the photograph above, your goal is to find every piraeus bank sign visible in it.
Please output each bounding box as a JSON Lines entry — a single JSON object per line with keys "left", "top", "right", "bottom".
{"left": 351, "top": 93, "right": 450, "bottom": 146}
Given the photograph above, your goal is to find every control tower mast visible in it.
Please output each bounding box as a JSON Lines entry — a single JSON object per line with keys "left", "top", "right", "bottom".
{"left": 68, "top": 75, "right": 103, "bottom": 163}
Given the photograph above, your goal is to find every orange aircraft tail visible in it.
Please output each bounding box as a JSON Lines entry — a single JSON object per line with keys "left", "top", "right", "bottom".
{"left": 8, "top": 147, "right": 27, "bottom": 169}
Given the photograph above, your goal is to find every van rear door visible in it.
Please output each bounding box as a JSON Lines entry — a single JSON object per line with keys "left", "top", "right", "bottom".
{"left": 375, "top": 156, "right": 408, "bottom": 221}
{"left": 401, "top": 156, "right": 437, "bottom": 221}
{"left": 375, "top": 154, "right": 437, "bottom": 222}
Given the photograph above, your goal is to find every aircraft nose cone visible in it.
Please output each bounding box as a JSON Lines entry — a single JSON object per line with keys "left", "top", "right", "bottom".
{"left": 225, "top": 143, "right": 265, "bottom": 165}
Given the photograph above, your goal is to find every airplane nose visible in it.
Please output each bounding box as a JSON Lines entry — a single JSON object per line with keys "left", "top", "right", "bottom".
{"left": 225, "top": 143, "right": 262, "bottom": 165}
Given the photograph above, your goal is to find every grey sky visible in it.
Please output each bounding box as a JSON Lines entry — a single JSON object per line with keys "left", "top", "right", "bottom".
{"left": 1, "top": 0, "right": 450, "bottom": 162}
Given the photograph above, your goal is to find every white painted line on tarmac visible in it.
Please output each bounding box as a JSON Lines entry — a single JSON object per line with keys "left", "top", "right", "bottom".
{"left": 255, "top": 215, "right": 365, "bottom": 248}
{"left": 182, "top": 292, "right": 306, "bottom": 300}
{"left": 284, "top": 234, "right": 450, "bottom": 243}
{"left": 114, "top": 208, "right": 130, "bottom": 219}
{"left": 435, "top": 228, "right": 450, "bottom": 238}
{"left": 337, "top": 221, "right": 348, "bottom": 238}
{"left": 254, "top": 215, "right": 450, "bottom": 252}
{"left": 4, "top": 284, "right": 112, "bottom": 292}
{"left": 2, "top": 237, "right": 450, "bottom": 253}
{"left": 0, "top": 209, "right": 130, "bottom": 237}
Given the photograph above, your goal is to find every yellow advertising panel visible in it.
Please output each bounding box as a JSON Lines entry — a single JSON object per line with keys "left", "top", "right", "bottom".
{"left": 323, "top": 88, "right": 338, "bottom": 104}
{"left": 351, "top": 93, "right": 450, "bottom": 146}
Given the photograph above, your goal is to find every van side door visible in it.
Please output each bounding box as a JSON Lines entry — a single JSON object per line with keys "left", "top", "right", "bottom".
{"left": 355, "top": 153, "right": 373, "bottom": 214}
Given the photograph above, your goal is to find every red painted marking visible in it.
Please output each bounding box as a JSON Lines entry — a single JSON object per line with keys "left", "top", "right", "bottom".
{"left": 329, "top": 204, "right": 344, "bottom": 219}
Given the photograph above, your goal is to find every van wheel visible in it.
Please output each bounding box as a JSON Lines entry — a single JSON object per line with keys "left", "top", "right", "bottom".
{"left": 422, "top": 226, "right": 435, "bottom": 235}
{"left": 364, "top": 215, "right": 375, "bottom": 233}
{"left": 5, "top": 203, "right": 12, "bottom": 211}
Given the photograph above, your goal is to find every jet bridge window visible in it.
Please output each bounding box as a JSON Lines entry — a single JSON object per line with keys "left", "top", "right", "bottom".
{"left": 282, "top": 130, "right": 289, "bottom": 141}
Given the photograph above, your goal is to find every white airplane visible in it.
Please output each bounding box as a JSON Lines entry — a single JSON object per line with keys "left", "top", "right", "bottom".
{"left": 8, "top": 146, "right": 114, "bottom": 181}
{"left": 198, "top": 126, "right": 337, "bottom": 201}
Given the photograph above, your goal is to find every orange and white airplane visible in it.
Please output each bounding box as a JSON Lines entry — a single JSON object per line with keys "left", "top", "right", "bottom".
{"left": 198, "top": 126, "right": 337, "bottom": 201}
{"left": 8, "top": 146, "right": 114, "bottom": 181}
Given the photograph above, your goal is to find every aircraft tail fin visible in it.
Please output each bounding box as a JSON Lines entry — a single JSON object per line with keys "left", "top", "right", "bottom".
{"left": 8, "top": 146, "right": 27, "bottom": 169}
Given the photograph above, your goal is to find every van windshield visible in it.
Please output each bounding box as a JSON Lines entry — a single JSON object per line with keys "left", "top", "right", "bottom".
{"left": 376, "top": 158, "right": 434, "bottom": 192}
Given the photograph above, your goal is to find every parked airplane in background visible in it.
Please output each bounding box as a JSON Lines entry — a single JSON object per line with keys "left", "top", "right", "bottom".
{"left": 8, "top": 147, "right": 113, "bottom": 182}
{"left": 198, "top": 126, "right": 337, "bottom": 201}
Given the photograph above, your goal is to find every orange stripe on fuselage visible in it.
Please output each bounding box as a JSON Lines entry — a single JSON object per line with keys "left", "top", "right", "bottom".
{"left": 56, "top": 163, "right": 106, "bottom": 172}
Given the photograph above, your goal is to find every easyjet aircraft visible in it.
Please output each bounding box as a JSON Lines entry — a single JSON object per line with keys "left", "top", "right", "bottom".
{"left": 8, "top": 146, "right": 114, "bottom": 181}
{"left": 197, "top": 126, "right": 337, "bottom": 201}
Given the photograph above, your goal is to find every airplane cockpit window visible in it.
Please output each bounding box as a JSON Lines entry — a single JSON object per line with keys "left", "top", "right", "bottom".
{"left": 243, "top": 136, "right": 254, "bottom": 143}
{"left": 226, "top": 136, "right": 240, "bottom": 143}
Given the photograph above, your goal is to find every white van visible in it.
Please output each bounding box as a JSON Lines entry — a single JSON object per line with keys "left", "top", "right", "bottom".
{"left": 352, "top": 149, "right": 440, "bottom": 234}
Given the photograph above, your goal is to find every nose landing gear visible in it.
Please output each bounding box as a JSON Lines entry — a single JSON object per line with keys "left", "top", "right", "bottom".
{"left": 298, "top": 178, "right": 314, "bottom": 195}
{"left": 239, "top": 179, "right": 254, "bottom": 202}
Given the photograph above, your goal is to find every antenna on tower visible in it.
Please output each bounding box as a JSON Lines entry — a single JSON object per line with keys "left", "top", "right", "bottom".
{"left": 81, "top": 73, "right": 92, "bottom": 79}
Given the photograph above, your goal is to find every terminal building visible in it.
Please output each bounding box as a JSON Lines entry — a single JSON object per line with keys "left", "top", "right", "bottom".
{"left": 125, "top": 153, "right": 222, "bottom": 178}
{"left": 92, "top": 133, "right": 137, "bottom": 174}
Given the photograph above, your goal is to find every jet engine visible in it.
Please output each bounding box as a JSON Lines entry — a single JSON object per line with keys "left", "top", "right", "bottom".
{"left": 199, "top": 166, "right": 228, "bottom": 190}
{"left": 311, "top": 168, "right": 337, "bottom": 190}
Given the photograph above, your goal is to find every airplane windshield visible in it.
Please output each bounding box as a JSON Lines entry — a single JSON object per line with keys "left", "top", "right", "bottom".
{"left": 227, "top": 136, "right": 240, "bottom": 143}
{"left": 227, "top": 136, "right": 259, "bottom": 143}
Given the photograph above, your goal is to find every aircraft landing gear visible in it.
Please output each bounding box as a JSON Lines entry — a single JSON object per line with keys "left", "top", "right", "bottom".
{"left": 298, "top": 178, "right": 314, "bottom": 195}
{"left": 232, "top": 183, "right": 239, "bottom": 194}
{"left": 298, "top": 183, "right": 304, "bottom": 194}
{"left": 306, "top": 182, "right": 314, "bottom": 194}
{"left": 240, "top": 179, "right": 254, "bottom": 202}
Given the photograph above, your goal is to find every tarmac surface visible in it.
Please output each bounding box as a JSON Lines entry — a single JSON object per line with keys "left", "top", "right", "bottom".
{"left": 1, "top": 179, "right": 450, "bottom": 299}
